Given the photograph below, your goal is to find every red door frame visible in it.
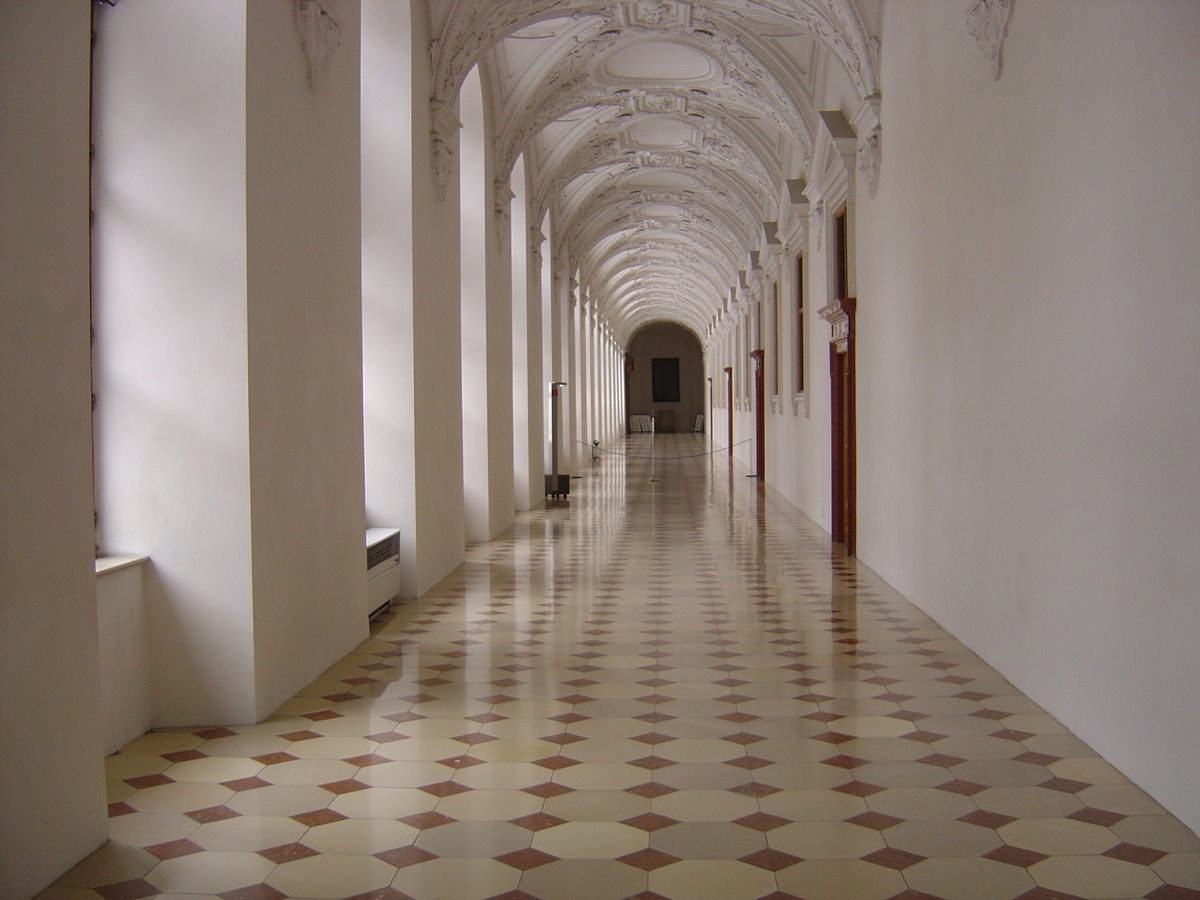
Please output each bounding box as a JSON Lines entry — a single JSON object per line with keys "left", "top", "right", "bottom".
{"left": 724, "top": 366, "right": 734, "bottom": 456}
{"left": 750, "top": 349, "right": 765, "bottom": 479}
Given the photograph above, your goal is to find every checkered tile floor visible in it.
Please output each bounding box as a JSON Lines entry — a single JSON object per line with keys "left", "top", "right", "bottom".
{"left": 41, "top": 435, "right": 1200, "bottom": 899}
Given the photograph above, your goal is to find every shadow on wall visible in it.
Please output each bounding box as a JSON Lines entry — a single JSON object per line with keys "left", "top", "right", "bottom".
{"left": 627, "top": 322, "right": 705, "bottom": 433}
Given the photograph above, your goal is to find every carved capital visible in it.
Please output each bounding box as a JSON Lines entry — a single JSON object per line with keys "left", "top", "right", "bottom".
{"left": 967, "top": 0, "right": 1014, "bottom": 80}
{"left": 430, "top": 99, "right": 461, "bottom": 202}
{"left": 295, "top": 0, "right": 341, "bottom": 91}
{"left": 858, "top": 128, "right": 881, "bottom": 200}
{"left": 818, "top": 297, "right": 856, "bottom": 354}
{"left": 493, "top": 179, "right": 515, "bottom": 245}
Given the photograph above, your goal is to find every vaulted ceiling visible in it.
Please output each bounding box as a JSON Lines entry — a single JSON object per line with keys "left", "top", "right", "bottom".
{"left": 429, "top": 0, "right": 883, "bottom": 344}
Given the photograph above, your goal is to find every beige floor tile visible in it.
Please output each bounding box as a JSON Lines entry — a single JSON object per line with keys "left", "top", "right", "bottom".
{"left": 258, "top": 757, "right": 358, "bottom": 786}
{"left": 193, "top": 733, "right": 291, "bottom": 758}
{"left": 554, "top": 762, "right": 649, "bottom": 791}
{"left": 903, "top": 856, "right": 1036, "bottom": 900}
{"left": 651, "top": 789, "right": 759, "bottom": 822}
{"left": 1152, "top": 851, "right": 1200, "bottom": 889}
{"left": 865, "top": 786, "right": 977, "bottom": 820}
{"left": 1079, "top": 783, "right": 1169, "bottom": 816}
{"left": 517, "top": 859, "right": 646, "bottom": 900}
{"left": 533, "top": 821, "right": 647, "bottom": 858}
{"left": 648, "top": 859, "right": 777, "bottom": 900}
{"left": 885, "top": 819, "right": 1003, "bottom": 857}
{"left": 119, "top": 732, "right": 204, "bottom": 756}
{"left": 760, "top": 788, "right": 869, "bottom": 821}
{"left": 753, "top": 761, "right": 848, "bottom": 789}
{"left": 851, "top": 760, "right": 948, "bottom": 789}
{"left": 189, "top": 814, "right": 307, "bottom": 851}
{"left": 973, "top": 785, "right": 1085, "bottom": 819}
{"left": 774, "top": 858, "right": 907, "bottom": 900}
{"left": 1029, "top": 854, "right": 1164, "bottom": 898}
{"left": 162, "top": 756, "right": 264, "bottom": 783}
{"left": 108, "top": 811, "right": 198, "bottom": 848}
{"left": 840, "top": 735, "right": 931, "bottom": 761}
{"left": 470, "top": 737, "right": 558, "bottom": 763}
{"left": 1048, "top": 756, "right": 1129, "bottom": 785}
{"left": 104, "top": 753, "right": 171, "bottom": 781}
{"left": 106, "top": 780, "right": 134, "bottom": 804}
{"left": 144, "top": 850, "right": 275, "bottom": 895}
{"left": 1113, "top": 814, "right": 1200, "bottom": 852}
{"left": 654, "top": 762, "right": 753, "bottom": 791}
{"left": 393, "top": 856, "right": 522, "bottom": 900}
{"left": 53, "top": 844, "right": 157, "bottom": 888}
{"left": 124, "top": 781, "right": 234, "bottom": 814}
{"left": 416, "top": 820, "right": 531, "bottom": 857}
{"left": 568, "top": 738, "right": 656, "bottom": 763}
{"left": 266, "top": 853, "right": 397, "bottom": 898}
{"left": 543, "top": 789, "right": 650, "bottom": 822}
{"left": 286, "top": 735, "right": 379, "bottom": 760}
{"left": 435, "top": 788, "right": 543, "bottom": 821}
{"left": 301, "top": 817, "right": 420, "bottom": 854}
{"left": 650, "top": 822, "right": 766, "bottom": 860}
{"left": 354, "top": 760, "right": 455, "bottom": 788}
{"left": 998, "top": 816, "right": 1118, "bottom": 855}
{"left": 768, "top": 820, "right": 885, "bottom": 858}
{"left": 225, "top": 783, "right": 333, "bottom": 817}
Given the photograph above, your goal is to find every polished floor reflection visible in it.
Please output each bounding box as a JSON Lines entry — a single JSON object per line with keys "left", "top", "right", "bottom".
{"left": 43, "top": 435, "right": 1200, "bottom": 900}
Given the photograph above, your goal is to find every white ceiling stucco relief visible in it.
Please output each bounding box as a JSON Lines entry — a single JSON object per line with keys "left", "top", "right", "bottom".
{"left": 430, "top": 0, "right": 881, "bottom": 345}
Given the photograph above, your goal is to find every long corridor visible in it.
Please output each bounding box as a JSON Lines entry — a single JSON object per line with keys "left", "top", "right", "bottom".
{"left": 47, "top": 436, "right": 1200, "bottom": 900}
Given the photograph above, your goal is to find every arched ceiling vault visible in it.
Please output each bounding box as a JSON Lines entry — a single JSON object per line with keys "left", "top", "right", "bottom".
{"left": 428, "top": 0, "right": 882, "bottom": 346}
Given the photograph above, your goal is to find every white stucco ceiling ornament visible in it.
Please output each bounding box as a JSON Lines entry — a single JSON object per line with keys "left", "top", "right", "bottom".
{"left": 966, "top": 0, "right": 1013, "bottom": 80}
{"left": 294, "top": 0, "right": 341, "bottom": 90}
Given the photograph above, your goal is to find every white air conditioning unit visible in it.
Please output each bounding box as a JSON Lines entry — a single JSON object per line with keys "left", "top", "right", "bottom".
{"left": 365, "top": 528, "right": 401, "bottom": 620}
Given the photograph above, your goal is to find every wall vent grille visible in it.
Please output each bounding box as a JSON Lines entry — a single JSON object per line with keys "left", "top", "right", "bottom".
{"left": 367, "top": 533, "right": 399, "bottom": 570}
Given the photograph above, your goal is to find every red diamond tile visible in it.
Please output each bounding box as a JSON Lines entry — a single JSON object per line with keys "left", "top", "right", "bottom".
{"left": 730, "top": 782, "right": 782, "bottom": 798}
{"left": 617, "top": 848, "right": 681, "bottom": 871}
{"left": 345, "top": 753, "right": 392, "bottom": 767}
{"left": 990, "top": 728, "right": 1036, "bottom": 742}
{"left": 1012, "top": 890, "right": 1091, "bottom": 900}
{"left": 726, "top": 756, "right": 772, "bottom": 770}
{"left": 634, "top": 694, "right": 673, "bottom": 705}
{"left": 195, "top": 726, "right": 237, "bottom": 740}
{"left": 740, "top": 848, "right": 802, "bottom": 871}
{"left": 376, "top": 845, "right": 438, "bottom": 868}
{"left": 803, "top": 711, "right": 844, "bottom": 723}
{"left": 938, "top": 675, "right": 973, "bottom": 685}
{"left": 323, "top": 692, "right": 362, "bottom": 703}
{"left": 108, "top": 802, "right": 137, "bottom": 817}
{"left": 291, "top": 808, "right": 348, "bottom": 827}
{"left": 630, "top": 756, "right": 676, "bottom": 770}
{"left": 125, "top": 773, "right": 174, "bottom": 790}
{"left": 917, "top": 753, "right": 967, "bottom": 768}
{"left": 400, "top": 811, "right": 457, "bottom": 829}
{"left": 94, "top": 880, "right": 159, "bottom": 900}
{"left": 321, "top": 778, "right": 369, "bottom": 794}
{"left": 483, "top": 893, "right": 541, "bottom": 900}
{"left": 631, "top": 733, "right": 679, "bottom": 749}
{"left": 186, "top": 805, "right": 241, "bottom": 824}
{"left": 902, "top": 730, "right": 946, "bottom": 744}
{"left": 733, "top": 812, "right": 791, "bottom": 832}
{"left": 510, "top": 812, "right": 568, "bottom": 831}
{"left": 453, "top": 732, "right": 498, "bottom": 745}
{"left": 218, "top": 884, "right": 289, "bottom": 900}
{"left": 862, "top": 847, "right": 926, "bottom": 870}
{"left": 258, "top": 842, "right": 320, "bottom": 864}
{"left": 161, "top": 749, "right": 207, "bottom": 764}
{"left": 385, "top": 711, "right": 426, "bottom": 724}
{"left": 820, "top": 754, "right": 870, "bottom": 769}
{"left": 627, "top": 893, "right": 673, "bottom": 900}
{"left": 222, "top": 776, "right": 272, "bottom": 792}
{"left": 480, "top": 694, "right": 517, "bottom": 704}
{"left": 557, "top": 693, "right": 595, "bottom": 705}
{"left": 971, "top": 708, "right": 1011, "bottom": 721}
{"left": 937, "top": 779, "right": 988, "bottom": 796}
{"left": 814, "top": 731, "right": 854, "bottom": 745}
{"left": 959, "top": 809, "right": 1016, "bottom": 829}
{"left": 523, "top": 781, "right": 574, "bottom": 799}
{"left": 1146, "top": 887, "right": 1200, "bottom": 900}
{"left": 833, "top": 781, "right": 887, "bottom": 798}
{"left": 621, "top": 812, "right": 680, "bottom": 832}
{"left": 146, "top": 838, "right": 205, "bottom": 860}
{"left": 888, "top": 710, "right": 929, "bottom": 722}
{"left": 714, "top": 713, "right": 758, "bottom": 727}
{"left": 886, "top": 892, "right": 950, "bottom": 900}
{"left": 466, "top": 712, "right": 508, "bottom": 724}
{"left": 252, "top": 751, "right": 299, "bottom": 765}
{"left": 1013, "top": 751, "right": 1061, "bottom": 767}
{"left": 1039, "top": 776, "right": 1091, "bottom": 794}
{"left": 420, "top": 780, "right": 472, "bottom": 798}
{"left": 549, "top": 712, "right": 590, "bottom": 725}
{"left": 847, "top": 811, "right": 905, "bottom": 831}
{"left": 1068, "top": 807, "right": 1125, "bottom": 827}
{"left": 953, "top": 690, "right": 992, "bottom": 702}
{"left": 635, "top": 711, "right": 675, "bottom": 724}
{"left": 626, "top": 781, "right": 677, "bottom": 799}
{"left": 436, "top": 755, "right": 485, "bottom": 769}
{"left": 304, "top": 709, "right": 344, "bottom": 721}
{"left": 495, "top": 847, "right": 558, "bottom": 871}
{"left": 1103, "top": 842, "right": 1168, "bottom": 865}
{"left": 543, "top": 732, "right": 586, "bottom": 745}
{"left": 279, "top": 729, "right": 322, "bottom": 742}
{"left": 533, "top": 755, "right": 581, "bottom": 770}
{"left": 399, "top": 693, "right": 438, "bottom": 704}
{"left": 985, "top": 845, "right": 1048, "bottom": 867}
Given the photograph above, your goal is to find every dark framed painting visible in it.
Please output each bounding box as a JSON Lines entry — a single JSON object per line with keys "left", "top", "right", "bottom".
{"left": 652, "top": 357, "right": 680, "bottom": 403}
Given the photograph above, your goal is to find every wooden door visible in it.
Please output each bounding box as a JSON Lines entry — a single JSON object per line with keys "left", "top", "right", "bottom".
{"left": 750, "top": 349, "right": 765, "bottom": 479}
{"left": 821, "top": 298, "right": 856, "bottom": 555}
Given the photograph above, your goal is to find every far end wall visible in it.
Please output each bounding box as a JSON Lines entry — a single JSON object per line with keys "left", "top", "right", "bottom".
{"left": 627, "top": 322, "right": 705, "bottom": 434}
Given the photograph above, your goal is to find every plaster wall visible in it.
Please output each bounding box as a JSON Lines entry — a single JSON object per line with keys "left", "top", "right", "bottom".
{"left": 856, "top": 1, "right": 1200, "bottom": 832}
{"left": 92, "top": 0, "right": 258, "bottom": 724}
{"left": 245, "top": 0, "right": 367, "bottom": 718}
{"left": 628, "top": 323, "right": 705, "bottom": 435}
{"left": 0, "top": 6, "right": 109, "bottom": 894}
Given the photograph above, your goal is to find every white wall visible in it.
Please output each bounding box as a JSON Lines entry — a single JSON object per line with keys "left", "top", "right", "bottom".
{"left": 94, "top": 0, "right": 366, "bottom": 725}
{"left": 855, "top": 1, "right": 1200, "bottom": 833}
{"left": 0, "top": 4, "right": 108, "bottom": 895}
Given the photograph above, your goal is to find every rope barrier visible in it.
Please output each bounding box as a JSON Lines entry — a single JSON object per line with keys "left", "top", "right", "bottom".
{"left": 577, "top": 438, "right": 752, "bottom": 461}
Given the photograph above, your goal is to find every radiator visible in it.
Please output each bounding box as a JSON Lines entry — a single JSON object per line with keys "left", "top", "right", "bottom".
{"left": 365, "top": 528, "right": 401, "bottom": 620}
